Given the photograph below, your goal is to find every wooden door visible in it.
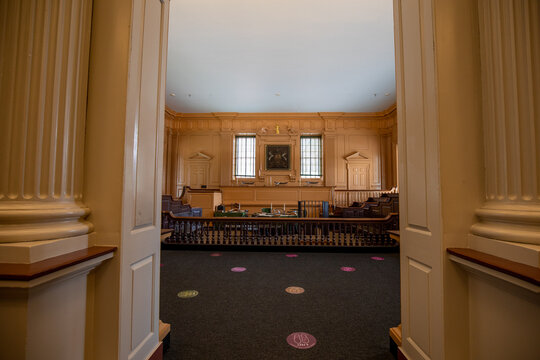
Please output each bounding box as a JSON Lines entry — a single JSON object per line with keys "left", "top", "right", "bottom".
{"left": 348, "top": 163, "right": 370, "bottom": 190}
{"left": 118, "top": 1, "right": 169, "bottom": 359}
{"left": 188, "top": 163, "right": 208, "bottom": 188}
{"left": 394, "top": 0, "right": 444, "bottom": 359}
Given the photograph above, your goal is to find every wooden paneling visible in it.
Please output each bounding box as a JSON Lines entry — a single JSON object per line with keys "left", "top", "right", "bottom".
{"left": 220, "top": 186, "right": 332, "bottom": 213}
{"left": 189, "top": 192, "right": 222, "bottom": 217}
{"left": 164, "top": 109, "right": 397, "bottom": 191}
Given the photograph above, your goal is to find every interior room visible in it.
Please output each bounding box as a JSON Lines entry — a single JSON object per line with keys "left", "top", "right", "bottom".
{"left": 0, "top": 0, "right": 538, "bottom": 360}
{"left": 158, "top": 1, "right": 401, "bottom": 358}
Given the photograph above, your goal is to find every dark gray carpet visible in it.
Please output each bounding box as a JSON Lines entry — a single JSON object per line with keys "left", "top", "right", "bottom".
{"left": 160, "top": 250, "right": 400, "bottom": 360}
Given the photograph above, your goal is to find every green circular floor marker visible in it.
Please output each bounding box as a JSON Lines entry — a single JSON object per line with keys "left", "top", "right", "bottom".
{"left": 177, "top": 290, "right": 199, "bottom": 299}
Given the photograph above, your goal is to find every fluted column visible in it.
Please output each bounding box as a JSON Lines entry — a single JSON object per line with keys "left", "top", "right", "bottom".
{"left": 0, "top": 0, "right": 93, "bottom": 243}
{"left": 472, "top": 0, "right": 540, "bottom": 244}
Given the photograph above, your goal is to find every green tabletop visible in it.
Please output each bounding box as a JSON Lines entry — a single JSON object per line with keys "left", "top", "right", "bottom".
{"left": 213, "top": 211, "right": 247, "bottom": 217}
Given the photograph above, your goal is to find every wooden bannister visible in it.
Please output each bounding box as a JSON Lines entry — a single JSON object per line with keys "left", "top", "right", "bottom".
{"left": 333, "top": 189, "right": 396, "bottom": 207}
{"left": 162, "top": 213, "right": 399, "bottom": 248}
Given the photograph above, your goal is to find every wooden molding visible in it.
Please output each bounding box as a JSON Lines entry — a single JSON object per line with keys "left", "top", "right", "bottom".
{"left": 148, "top": 342, "right": 163, "bottom": 360}
{"left": 0, "top": 246, "right": 117, "bottom": 281}
{"left": 447, "top": 248, "right": 540, "bottom": 286}
{"left": 163, "top": 104, "right": 398, "bottom": 133}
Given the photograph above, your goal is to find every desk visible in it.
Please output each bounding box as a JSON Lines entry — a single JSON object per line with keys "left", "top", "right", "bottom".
{"left": 213, "top": 211, "right": 247, "bottom": 217}
{"left": 187, "top": 189, "right": 222, "bottom": 217}
{"left": 251, "top": 213, "right": 297, "bottom": 218}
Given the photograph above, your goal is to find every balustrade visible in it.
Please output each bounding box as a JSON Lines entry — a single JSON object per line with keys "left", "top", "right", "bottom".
{"left": 334, "top": 190, "right": 396, "bottom": 207}
{"left": 162, "top": 213, "right": 399, "bottom": 248}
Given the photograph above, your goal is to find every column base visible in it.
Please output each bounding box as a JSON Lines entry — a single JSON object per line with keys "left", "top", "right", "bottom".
{"left": 471, "top": 203, "right": 540, "bottom": 245}
{"left": 0, "top": 201, "right": 93, "bottom": 243}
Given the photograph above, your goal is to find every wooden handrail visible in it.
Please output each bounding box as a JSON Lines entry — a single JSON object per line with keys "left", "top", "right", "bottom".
{"left": 447, "top": 248, "right": 540, "bottom": 286}
{"left": 167, "top": 213, "right": 399, "bottom": 223}
{"left": 334, "top": 189, "right": 394, "bottom": 192}
{"left": 162, "top": 213, "right": 399, "bottom": 247}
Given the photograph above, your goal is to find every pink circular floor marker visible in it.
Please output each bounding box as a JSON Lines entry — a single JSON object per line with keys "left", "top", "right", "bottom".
{"left": 285, "top": 286, "right": 305, "bottom": 294}
{"left": 285, "top": 254, "right": 298, "bottom": 258}
{"left": 340, "top": 266, "right": 356, "bottom": 272}
{"left": 286, "top": 332, "right": 317, "bottom": 349}
{"left": 230, "top": 267, "right": 246, "bottom": 272}
{"left": 210, "top": 253, "right": 222, "bottom": 257}
{"left": 371, "top": 256, "right": 385, "bottom": 261}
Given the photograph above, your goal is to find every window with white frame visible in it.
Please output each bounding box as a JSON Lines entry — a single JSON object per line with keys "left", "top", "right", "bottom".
{"left": 300, "top": 135, "right": 322, "bottom": 178}
{"left": 234, "top": 135, "right": 256, "bottom": 178}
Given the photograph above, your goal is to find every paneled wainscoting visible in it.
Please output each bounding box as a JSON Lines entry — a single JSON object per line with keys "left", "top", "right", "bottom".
{"left": 162, "top": 214, "right": 399, "bottom": 248}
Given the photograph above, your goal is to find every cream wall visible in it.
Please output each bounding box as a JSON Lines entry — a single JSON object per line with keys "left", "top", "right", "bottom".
{"left": 162, "top": 107, "right": 397, "bottom": 196}
{"left": 395, "top": 0, "right": 540, "bottom": 359}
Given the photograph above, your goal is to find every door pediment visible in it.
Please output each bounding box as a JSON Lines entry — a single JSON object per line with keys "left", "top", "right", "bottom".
{"left": 345, "top": 151, "right": 369, "bottom": 161}
{"left": 189, "top": 152, "right": 213, "bottom": 160}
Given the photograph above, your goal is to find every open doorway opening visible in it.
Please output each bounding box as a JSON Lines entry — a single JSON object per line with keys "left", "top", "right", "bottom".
{"left": 159, "top": 1, "right": 400, "bottom": 359}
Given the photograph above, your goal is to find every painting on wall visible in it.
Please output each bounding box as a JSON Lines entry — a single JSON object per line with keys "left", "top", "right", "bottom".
{"left": 265, "top": 145, "right": 290, "bottom": 170}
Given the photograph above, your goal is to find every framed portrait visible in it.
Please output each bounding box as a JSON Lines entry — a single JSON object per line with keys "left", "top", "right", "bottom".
{"left": 265, "top": 144, "right": 290, "bottom": 170}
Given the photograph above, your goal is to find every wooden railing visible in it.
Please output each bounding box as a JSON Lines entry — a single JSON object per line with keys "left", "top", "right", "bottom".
{"left": 298, "top": 200, "right": 329, "bottom": 218}
{"left": 333, "top": 189, "right": 396, "bottom": 207}
{"left": 162, "top": 213, "right": 399, "bottom": 248}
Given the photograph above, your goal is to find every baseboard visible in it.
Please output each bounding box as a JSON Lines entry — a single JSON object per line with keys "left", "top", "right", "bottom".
{"left": 147, "top": 342, "right": 163, "bottom": 360}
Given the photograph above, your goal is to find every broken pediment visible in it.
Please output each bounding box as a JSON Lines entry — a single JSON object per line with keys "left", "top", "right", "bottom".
{"left": 344, "top": 151, "right": 369, "bottom": 161}
{"left": 189, "top": 152, "right": 213, "bottom": 160}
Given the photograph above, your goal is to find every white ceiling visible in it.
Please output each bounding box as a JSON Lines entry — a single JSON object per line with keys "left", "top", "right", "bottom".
{"left": 166, "top": 0, "right": 396, "bottom": 113}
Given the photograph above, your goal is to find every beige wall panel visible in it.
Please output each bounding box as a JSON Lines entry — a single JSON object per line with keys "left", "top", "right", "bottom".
{"left": 401, "top": 0, "right": 428, "bottom": 229}
{"left": 324, "top": 135, "right": 336, "bottom": 186}
{"left": 211, "top": 134, "right": 221, "bottom": 185}
{"left": 27, "top": 273, "right": 88, "bottom": 360}
{"left": 336, "top": 135, "right": 347, "bottom": 187}
{"left": 130, "top": 256, "right": 154, "bottom": 351}
{"left": 220, "top": 133, "right": 233, "bottom": 186}
{"left": 256, "top": 190, "right": 298, "bottom": 202}
{"left": 300, "top": 189, "right": 331, "bottom": 201}
{"left": 369, "top": 135, "right": 382, "bottom": 188}
{"left": 222, "top": 188, "right": 256, "bottom": 202}
{"left": 220, "top": 187, "right": 332, "bottom": 208}
{"left": 190, "top": 192, "right": 221, "bottom": 217}
{"left": 348, "top": 135, "right": 369, "bottom": 150}
{"left": 134, "top": 0, "right": 162, "bottom": 228}
{"left": 407, "top": 258, "right": 432, "bottom": 358}
{"left": 468, "top": 274, "right": 540, "bottom": 360}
